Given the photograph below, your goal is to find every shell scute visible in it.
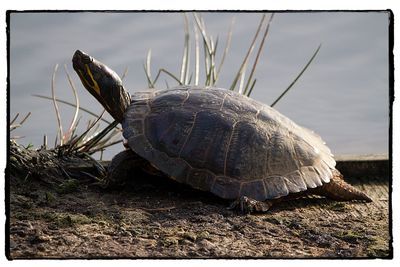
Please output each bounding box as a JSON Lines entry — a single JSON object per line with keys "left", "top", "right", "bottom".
{"left": 267, "top": 131, "right": 299, "bottom": 174}
{"left": 145, "top": 110, "right": 195, "bottom": 157}
{"left": 222, "top": 94, "right": 258, "bottom": 118}
{"left": 179, "top": 111, "right": 233, "bottom": 174}
{"left": 151, "top": 89, "right": 188, "bottom": 109}
{"left": 300, "top": 166, "right": 323, "bottom": 188}
{"left": 263, "top": 176, "right": 290, "bottom": 199}
{"left": 122, "top": 102, "right": 149, "bottom": 124}
{"left": 240, "top": 180, "right": 266, "bottom": 201}
{"left": 284, "top": 170, "right": 307, "bottom": 192}
{"left": 211, "top": 177, "right": 241, "bottom": 199}
{"left": 183, "top": 89, "right": 224, "bottom": 110}
{"left": 225, "top": 121, "right": 269, "bottom": 180}
{"left": 123, "top": 119, "right": 143, "bottom": 138}
{"left": 186, "top": 169, "right": 216, "bottom": 191}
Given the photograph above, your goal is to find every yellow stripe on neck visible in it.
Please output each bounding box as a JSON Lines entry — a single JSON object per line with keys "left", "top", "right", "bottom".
{"left": 78, "top": 65, "right": 112, "bottom": 111}
{"left": 85, "top": 65, "right": 101, "bottom": 96}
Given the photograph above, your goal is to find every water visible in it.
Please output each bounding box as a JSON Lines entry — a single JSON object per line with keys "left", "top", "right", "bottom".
{"left": 9, "top": 12, "right": 390, "bottom": 160}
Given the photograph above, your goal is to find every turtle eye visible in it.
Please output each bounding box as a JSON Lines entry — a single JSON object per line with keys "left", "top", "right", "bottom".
{"left": 82, "top": 55, "right": 93, "bottom": 64}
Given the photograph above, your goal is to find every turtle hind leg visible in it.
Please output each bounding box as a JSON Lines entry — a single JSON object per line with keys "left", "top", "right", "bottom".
{"left": 312, "top": 171, "right": 373, "bottom": 202}
{"left": 229, "top": 196, "right": 274, "bottom": 214}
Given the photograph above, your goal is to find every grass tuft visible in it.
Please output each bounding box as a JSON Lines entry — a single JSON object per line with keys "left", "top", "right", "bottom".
{"left": 33, "top": 65, "right": 122, "bottom": 158}
{"left": 21, "top": 13, "right": 321, "bottom": 159}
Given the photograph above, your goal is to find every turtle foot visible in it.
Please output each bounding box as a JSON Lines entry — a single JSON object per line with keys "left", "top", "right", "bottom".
{"left": 229, "top": 196, "right": 273, "bottom": 214}
{"left": 107, "top": 150, "right": 147, "bottom": 188}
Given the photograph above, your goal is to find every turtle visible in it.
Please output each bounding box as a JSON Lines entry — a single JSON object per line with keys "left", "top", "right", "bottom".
{"left": 72, "top": 50, "right": 372, "bottom": 213}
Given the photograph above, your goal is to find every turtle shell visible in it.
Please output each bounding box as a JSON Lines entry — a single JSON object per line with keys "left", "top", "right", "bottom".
{"left": 122, "top": 86, "right": 336, "bottom": 201}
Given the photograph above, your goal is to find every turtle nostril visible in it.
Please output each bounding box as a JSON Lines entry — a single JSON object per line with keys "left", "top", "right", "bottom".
{"left": 73, "top": 50, "right": 92, "bottom": 64}
{"left": 82, "top": 55, "right": 92, "bottom": 64}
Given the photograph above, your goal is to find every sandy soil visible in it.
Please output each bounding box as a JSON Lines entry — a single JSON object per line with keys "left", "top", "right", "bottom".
{"left": 7, "top": 143, "right": 391, "bottom": 258}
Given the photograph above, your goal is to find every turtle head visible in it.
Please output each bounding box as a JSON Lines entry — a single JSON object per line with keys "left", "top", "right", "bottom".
{"left": 72, "top": 50, "right": 131, "bottom": 123}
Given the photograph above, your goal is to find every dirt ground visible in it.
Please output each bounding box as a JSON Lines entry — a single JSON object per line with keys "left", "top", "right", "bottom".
{"left": 7, "top": 144, "right": 391, "bottom": 259}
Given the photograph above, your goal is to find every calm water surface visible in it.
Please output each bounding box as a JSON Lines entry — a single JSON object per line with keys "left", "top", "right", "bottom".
{"left": 9, "top": 12, "right": 390, "bottom": 159}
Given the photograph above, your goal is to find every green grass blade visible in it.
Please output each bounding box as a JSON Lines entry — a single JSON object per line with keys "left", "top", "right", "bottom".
{"left": 19, "top": 112, "right": 31, "bottom": 125}
{"left": 270, "top": 44, "right": 322, "bottom": 107}
{"left": 215, "top": 17, "right": 235, "bottom": 84}
{"left": 208, "top": 33, "right": 219, "bottom": 86}
{"left": 32, "top": 94, "right": 117, "bottom": 126}
{"left": 10, "top": 112, "right": 31, "bottom": 132}
{"left": 121, "top": 66, "right": 129, "bottom": 81}
{"left": 51, "top": 64, "right": 64, "bottom": 146}
{"left": 88, "top": 139, "right": 123, "bottom": 154}
{"left": 80, "top": 120, "right": 119, "bottom": 153}
{"left": 70, "top": 116, "right": 82, "bottom": 143}
{"left": 143, "top": 49, "right": 154, "bottom": 88}
{"left": 238, "top": 66, "right": 247, "bottom": 94}
{"left": 202, "top": 40, "right": 211, "bottom": 86}
{"left": 193, "top": 12, "right": 215, "bottom": 87}
{"left": 210, "top": 37, "right": 217, "bottom": 85}
{"left": 194, "top": 24, "right": 200, "bottom": 86}
{"left": 64, "top": 64, "right": 80, "bottom": 142}
{"left": 10, "top": 113, "right": 19, "bottom": 125}
{"left": 152, "top": 68, "right": 183, "bottom": 85}
{"left": 67, "top": 110, "right": 106, "bottom": 153}
{"left": 230, "top": 14, "right": 266, "bottom": 92}
{"left": 193, "top": 13, "right": 213, "bottom": 58}
{"left": 246, "top": 79, "right": 257, "bottom": 97}
{"left": 180, "top": 13, "right": 190, "bottom": 85}
{"left": 243, "top": 13, "right": 274, "bottom": 96}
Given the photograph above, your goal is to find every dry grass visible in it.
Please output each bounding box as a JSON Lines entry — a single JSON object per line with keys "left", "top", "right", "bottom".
{"left": 28, "top": 13, "right": 321, "bottom": 157}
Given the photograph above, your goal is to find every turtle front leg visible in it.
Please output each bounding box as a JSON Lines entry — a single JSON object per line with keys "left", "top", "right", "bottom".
{"left": 229, "top": 196, "right": 274, "bottom": 214}
{"left": 106, "top": 149, "right": 147, "bottom": 188}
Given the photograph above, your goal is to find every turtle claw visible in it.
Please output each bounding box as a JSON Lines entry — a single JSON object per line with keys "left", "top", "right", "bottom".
{"left": 229, "top": 196, "right": 272, "bottom": 214}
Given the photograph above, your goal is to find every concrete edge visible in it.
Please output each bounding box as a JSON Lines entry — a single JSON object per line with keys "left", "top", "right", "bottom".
{"left": 335, "top": 154, "right": 390, "bottom": 180}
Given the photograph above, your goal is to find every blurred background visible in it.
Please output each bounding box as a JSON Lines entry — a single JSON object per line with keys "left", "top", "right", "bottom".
{"left": 9, "top": 12, "right": 390, "bottom": 159}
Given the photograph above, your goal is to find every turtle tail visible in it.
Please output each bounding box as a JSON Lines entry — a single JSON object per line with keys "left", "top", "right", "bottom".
{"left": 312, "top": 170, "right": 373, "bottom": 202}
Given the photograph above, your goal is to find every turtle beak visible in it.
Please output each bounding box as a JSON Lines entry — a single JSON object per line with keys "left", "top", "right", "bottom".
{"left": 72, "top": 50, "right": 92, "bottom": 72}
